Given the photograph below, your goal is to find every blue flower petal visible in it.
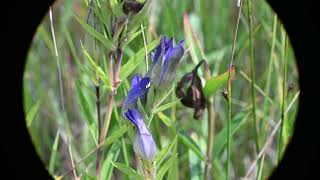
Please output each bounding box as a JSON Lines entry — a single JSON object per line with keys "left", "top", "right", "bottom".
{"left": 122, "top": 75, "right": 151, "bottom": 112}
{"left": 165, "top": 37, "right": 174, "bottom": 51}
{"left": 133, "top": 131, "right": 157, "bottom": 160}
{"left": 151, "top": 36, "right": 166, "bottom": 65}
{"left": 160, "top": 45, "right": 184, "bottom": 83}
{"left": 130, "top": 74, "right": 140, "bottom": 88}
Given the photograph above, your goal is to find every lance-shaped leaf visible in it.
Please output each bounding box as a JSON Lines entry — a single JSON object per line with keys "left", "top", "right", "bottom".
{"left": 203, "top": 65, "right": 236, "bottom": 97}
{"left": 81, "top": 46, "right": 112, "bottom": 90}
{"left": 74, "top": 14, "right": 115, "bottom": 51}
{"left": 120, "top": 37, "right": 160, "bottom": 82}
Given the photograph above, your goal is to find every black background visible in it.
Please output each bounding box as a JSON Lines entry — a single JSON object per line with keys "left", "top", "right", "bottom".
{"left": 2, "top": 0, "right": 319, "bottom": 179}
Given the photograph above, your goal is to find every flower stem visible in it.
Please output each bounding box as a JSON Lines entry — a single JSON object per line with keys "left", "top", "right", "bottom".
{"left": 246, "top": 0, "right": 260, "bottom": 152}
{"left": 226, "top": 1, "right": 243, "bottom": 179}
{"left": 204, "top": 61, "right": 215, "bottom": 180}
{"left": 151, "top": 161, "right": 156, "bottom": 180}
{"left": 96, "top": 48, "right": 123, "bottom": 179}
{"left": 277, "top": 31, "right": 288, "bottom": 163}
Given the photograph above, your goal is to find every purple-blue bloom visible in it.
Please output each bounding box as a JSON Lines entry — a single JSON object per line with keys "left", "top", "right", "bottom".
{"left": 147, "top": 36, "right": 185, "bottom": 88}
{"left": 124, "top": 108, "right": 157, "bottom": 160}
{"left": 122, "top": 74, "right": 151, "bottom": 113}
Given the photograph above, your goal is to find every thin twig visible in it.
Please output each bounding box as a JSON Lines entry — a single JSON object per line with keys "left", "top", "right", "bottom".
{"left": 244, "top": 90, "right": 299, "bottom": 179}
{"left": 244, "top": 120, "right": 281, "bottom": 179}
{"left": 49, "top": 7, "right": 77, "bottom": 179}
{"left": 96, "top": 48, "right": 123, "bottom": 178}
{"left": 59, "top": 138, "right": 108, "bottom": 178}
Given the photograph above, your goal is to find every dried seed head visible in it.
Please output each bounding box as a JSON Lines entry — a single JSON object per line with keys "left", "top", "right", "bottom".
{"left": 176, "top": 60, "right": 207, "bottom": 120}
{"left": 123, "top": 0, "right": 146, "bottom": 14}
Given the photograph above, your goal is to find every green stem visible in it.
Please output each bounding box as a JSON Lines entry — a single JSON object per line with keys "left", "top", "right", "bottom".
{"left": 246, "top": 0, "right": 260, "bottom": 152}
{"left": 97, "top": 48, "right": 123, "bottom": 179}
{"left": 226, "top": 1, "right": 243, "bottom": 179}
{"left": 204, "top": 62, "right": 215, "bottom": 180}
{"left": 277, "top": 31, "right": 288, "bottom": 163}
{"left": 151, "top": 161, "right": 156, "bottom": 180}
{"left": 262, "top": 15, "right": 277, "bottom": 142}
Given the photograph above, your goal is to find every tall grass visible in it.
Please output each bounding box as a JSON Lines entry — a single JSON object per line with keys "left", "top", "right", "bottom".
{"left": 23, "top": 0, "right": 299, "bottom": 179}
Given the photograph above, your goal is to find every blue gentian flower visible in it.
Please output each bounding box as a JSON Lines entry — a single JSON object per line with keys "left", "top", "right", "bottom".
{"left": 147, "top": 36, "right": 185, "bottom": 88}
{"left": 124, "top": 108, "right": 157, "bottom": 160}
{"left": 122, "top": 74, "right": 151, "bottom": 113}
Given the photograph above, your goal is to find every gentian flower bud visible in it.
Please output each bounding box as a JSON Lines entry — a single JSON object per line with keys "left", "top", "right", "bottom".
{"left": 124, "top": 108, "right": 157, "bottom": 160}
{"left": 122, "top": 74, "right": 151, "bottom": 113}
{"left": 147, "top": 36, "right": 185, "bottom": 89}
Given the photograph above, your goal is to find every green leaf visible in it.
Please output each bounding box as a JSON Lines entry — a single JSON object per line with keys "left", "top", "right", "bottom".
{"left": 82, "top": 45, "right": 112, "bottom": 90}
{"left": 26, "top": 100, "right": 41, "bottom": 127}
{"left": 123, "top": 29, "right": 143, "bottom": 47}
{"left": 204, "top": 65, "right": 236, "bottom": 97}
{"left": 109, "top": 0, "right": 124, "bottom": 18}
{"left": 65, "top": 27, "right": 85, "bottom": 72}
{"left": 212, "top": 112, "right": 250, "bottom": 158}
{"left": 153, "top": 85, "right": 175, "bottom": 111}
{"left": 183, "top": 13, "right": 206, "bottom": 65}
{"left": 49, "top": 128, "right": 60, "bottom": 175}
{"left": 156, "top": 135, "right": 178, "bottom": 165}
{"left": 75, "top": 81, "right": 98, "bottom": 145}
{"left": 157, "top": 153, "right": 178, "bottom": 180}
{"left": 81, "top": 172, "right": 97, "bottom": 180}
{"left": 152, "top": 99, "right": 181, "bottom": 114}
{"left": 257, "top": 154, "right": 265, "bottom": 180}
{"left": 120, "top": 37, "right": 160, "bottom": 82}
{"left": 111, "top": 161, "right": 143, "bottom": 180}
{"left": 156, "top": 112, "right": 172, "bottom": 127}
{"left": 178, "top": 132, "right": 205, "bottom": 161}
{"left": 101, "top": 142, "right": 121, "bottom": 180}
{"left": 104, "top": 125, "right": 128, "bottom": 146}
{"left": 74, "top": 14, "right": 115, "bottom": 51}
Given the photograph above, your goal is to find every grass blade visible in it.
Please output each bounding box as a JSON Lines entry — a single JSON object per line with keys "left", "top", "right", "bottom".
{"left": 178, "top": 131, "right": 205, "bottom": 161}
{"left": 75, "top": 81, "right": 98, "bottom": 145}
{"left": 213, "top": 112, "right": 250, "bottom": 158}
{"left": 156, "top": 135, "right": 178, "bottom": 165}
{"left": 152, "top": 99, "right": 181, "bottom": 114}
{"left": 111, "top": 161, "right": 144, "bottom": 180}
{"left": 82, "top": 45, "right": 112, "bottom": 89}
{"left": 120, "top": 37, "right": 160, "bottom": 82}
{"left": 256, "top": 154, "right": 265, "bottom": 180}
{"left": 104, "top": 125, "right": 128, "bottom": 146}
{"left": 26, "top": 100, "right": 41, "bottom": 127}
{"left": 49, "top": 128, "right": 60, "bottom": 175}
{"left": 74, "top": 14, "right": 115, "bottom": 51}
{"left": 157, "top": 153, "right": 178, "bottom": 180}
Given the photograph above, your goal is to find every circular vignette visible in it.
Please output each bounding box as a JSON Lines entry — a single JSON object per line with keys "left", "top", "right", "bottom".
{"left": 266, "top": 0, "right": 319, "bottom": 179}
{"left": 5, "top": 0, "right": 319, "bottom": 179}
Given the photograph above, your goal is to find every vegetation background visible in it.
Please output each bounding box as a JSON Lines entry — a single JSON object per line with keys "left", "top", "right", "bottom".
{"left": 23, "top": 0, "right": 299, "bottom": 179}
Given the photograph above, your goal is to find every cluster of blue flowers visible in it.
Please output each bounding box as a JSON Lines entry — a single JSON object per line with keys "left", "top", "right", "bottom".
{"left": 121, "top": 36, "right": 185, "bottom": 160}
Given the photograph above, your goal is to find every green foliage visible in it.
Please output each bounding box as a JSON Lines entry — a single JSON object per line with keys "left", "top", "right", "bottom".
{"left": 204, "top": 66, "right": 235, "bottom": 97}
{"left": 111, "top": 161, "right": 144, "bottom": 180}
{"left": 23, "top": 0, "right": 299, "bottom": 179}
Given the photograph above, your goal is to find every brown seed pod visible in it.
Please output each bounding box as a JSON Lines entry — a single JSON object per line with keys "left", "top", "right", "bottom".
{"left": 176, "top": 61, "right": 207, "bottom": 120}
